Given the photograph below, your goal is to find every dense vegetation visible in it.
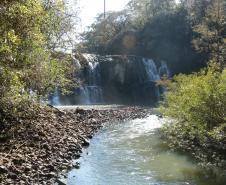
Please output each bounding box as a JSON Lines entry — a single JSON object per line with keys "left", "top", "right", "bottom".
{"left": 78, "top": 0, "right": 224, "bottom": 74}
{"left": 0, "top": 0, "right": 78, "bottom": 139}
{"left": 161, "top": 65, "right": 226, "bottom": 168}
{"left": 160, "top": 0, "right": 226, "bottom": 171}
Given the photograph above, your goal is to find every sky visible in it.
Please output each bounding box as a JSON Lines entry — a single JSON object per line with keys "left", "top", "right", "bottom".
{"left": 71, "top": 0, "right": 131, "bottom": 31}
{"left": 68, "top": 0, "right": 180, "bottom": 32}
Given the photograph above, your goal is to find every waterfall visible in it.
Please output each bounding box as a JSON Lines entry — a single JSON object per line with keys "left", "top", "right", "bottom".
{"left": 142, "top": 58, "right": 170, "bottom": 97}
{"left": 79, "top": 87, "right": 90, "bottom": 104}
{"left": 142, "top": 58, "right": 160, "bottom": 81}
{"left": 158, "top": 61, "right": 170, "bottom": 94}
{"left": 86, "top": 86, "right": 103, "bottom": 103}
{"left": 50, "top": 54, "right": 170, "bottom": 105}
{"left": 73, "top": 58, "right": 81, "bottom": 69}
{"left": 114, "top": 63, "right": 126, "bottom": 84}
{"left": 87, "top": 61, "right": 101, "bottom": 85}
{"left": 51, "top": 88, "right": 61, "bottom": 106}
{"left": 142, "top": 58, "right": 162, "bottom": 101}
{"left": 159, "top": 61, "right": 170, "bottom": 78}
{"left": 79, "top": 54, "right": 103, "bottom": 104}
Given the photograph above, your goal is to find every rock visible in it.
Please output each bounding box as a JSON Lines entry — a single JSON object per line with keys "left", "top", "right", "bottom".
{"left": 87, "top": 134, "right": 93, "bottom": 139}
{"left": 45, "top": 172, "right": 56, "bottom": 178}
{"left": 19, "top": 180, "right": 26, "bottom": 184}
{"left": 42, "top": 143, "right": 50, "bottom": 150}
{"left": 73, "top": 153, "right": 81, "bottom": 158}
{"left": 7, "top": 172, "right": 17, "bottom": 179}
{"left": 56, "top": 178, "right": 67, "bottom": 185}
{"left": 12, "top": 158, "right": 25, "bottom": 165}
{"left": 157, "top": 114, "right": 163, "bottom": 118}
{"left": 82, "top": 138, "right": 90, "bottom": 147}
{"left": 0, "top": 106, "right": 151, "bottom": 184}
{"left": 0, "top": 165, "right": 8, "bottom": 173}
{"left": 72, "top": 162, "right": 80, "bottom": 169}
{"left": 46, "top": 164, "right": 55, "bottom": 171}
{"left": 75, "top": 108, "right": 85, "bottom": 114}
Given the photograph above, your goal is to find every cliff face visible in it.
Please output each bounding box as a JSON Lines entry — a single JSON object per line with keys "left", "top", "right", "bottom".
{"left": 50, "top": 54, "right": 170, "bottom": 106}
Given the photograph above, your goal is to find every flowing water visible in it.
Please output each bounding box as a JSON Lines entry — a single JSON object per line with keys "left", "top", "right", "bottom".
{"left": 50, "top": 55, "right": 171, "bottom": 105}
{"left": 65, "top": 114, "right": 224, "bottom": 185}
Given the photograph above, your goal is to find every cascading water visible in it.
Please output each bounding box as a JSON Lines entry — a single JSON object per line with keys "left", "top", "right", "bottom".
{"left": 50, "top": 54, "right": 170, "bottom": 106}
{"left": 142, "top": 58, "right": 162, "bottom": 101}
{"left": 78, "top": 87, "right": 90, "bottom": 104}
{"left": 50, "top": 88, "right": 61, "bottom": 106}
{"left": 142, "top": 58, "right": 160, "bottom": 81}
{"left": 159, "top": 61, "right": 170, "bottom": 78}
{"left": 158, "top": 61, "right": 170, "bottom": 93}
{"left": 80, "top": 54, "right": 104, "bottom": 104}
{"left": 73, "top": 58, "right": 81, "bottom": 69}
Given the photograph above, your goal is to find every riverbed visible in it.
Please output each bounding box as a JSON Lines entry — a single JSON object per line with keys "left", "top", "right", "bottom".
{"left": 64, "top": 114, "right": 225, "bottom": 185}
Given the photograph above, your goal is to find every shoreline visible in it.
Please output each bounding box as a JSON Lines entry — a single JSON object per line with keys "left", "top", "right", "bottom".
{"left": 160, "top": 121, "right": 226, "bottom": 177}
{"left": 0, "top": 106, "right": 152, "bottom": 184}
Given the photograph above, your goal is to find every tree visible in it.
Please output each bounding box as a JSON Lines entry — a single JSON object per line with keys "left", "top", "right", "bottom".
{"left": 79, "top": 0, "right": 205, "bottom": 74}
{"left": 126, "top": 0, "right": 176, "bottom": 27}
{"left": 80, "top": 10, "right": 131, "bottom": 54}
{"left": 0, "top": 0, "right": 77, "bottom": 118}
{"left": 43, "top": 0, "right": 79, "bottom": 51}
{"left": 180, "top": 0, "right": 211, "bottom": 23}
{"left": 192, "top": 0, "right": 226, "bottom": 67}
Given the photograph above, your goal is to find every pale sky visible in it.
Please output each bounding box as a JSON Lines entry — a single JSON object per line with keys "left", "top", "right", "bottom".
{"left": 74, "top": 0, "right": 130, "bottom": 31}
{"left": 68, "top": 0, "right": 180, "bottom": 32}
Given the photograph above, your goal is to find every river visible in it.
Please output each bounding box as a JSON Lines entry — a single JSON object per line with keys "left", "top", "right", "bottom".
{"left": 57, "top": 108, "right": 224, "bottom": 185}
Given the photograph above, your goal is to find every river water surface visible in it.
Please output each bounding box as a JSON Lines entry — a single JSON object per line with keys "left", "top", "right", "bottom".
{"left": 65, "top": 114, "right": 224, "bottom": 185}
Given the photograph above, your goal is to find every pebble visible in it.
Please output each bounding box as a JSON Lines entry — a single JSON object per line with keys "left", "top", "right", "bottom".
{"left": 0, "top": 106, "right": 151, "bottom": 184}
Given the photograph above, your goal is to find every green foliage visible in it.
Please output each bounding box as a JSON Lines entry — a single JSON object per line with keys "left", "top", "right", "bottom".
{"left": 162, "top": 65, "right": 226, "bottom": 130}
{"left": 192, "top": 0, "right": 226, "bottom": 67}
{"left": 0, "top": 0, "right": 77, "bottom": 120}
{"left": 80, "top": 0, "right": 177, "bottom": 52}
{"left": 79, "top": 0, "right": 226, "bottom": 74}
{"left": 156, "top": 0, "right": 226, "bottom": 169}
{"left": 79, "top": 0, "right": 206, "bottom": 74}
{"left": 43, "top": 0, "right": 79, "bottom": 51}
{"left": 139, "top": 7, "right": 204, "bottom": 74}
{"left": 127, "top": 0, "right": 176, "bottom": 27}
{"left": 79, "top": 10, "right": 131, "bottom": 54}
{"left": 160, "top": 65, "right": 226, "bottom": 168}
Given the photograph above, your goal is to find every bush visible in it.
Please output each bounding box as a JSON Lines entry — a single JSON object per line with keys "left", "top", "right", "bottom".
{"left": 160, "top": 64, "right": 226, "bottom": 168}
{"left": 162, "top": 64, "right": 226, "bottom": 130}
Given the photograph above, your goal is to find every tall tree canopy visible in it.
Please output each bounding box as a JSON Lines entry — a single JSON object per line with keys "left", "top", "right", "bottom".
{"left": 79, "top": 0, "right": 225, "bottom": 73}
{"left": 0, "top": 0, "right": 78, "bottom": 116}
{"left": 192, "top": 0, "right": 226, "bottom": 67}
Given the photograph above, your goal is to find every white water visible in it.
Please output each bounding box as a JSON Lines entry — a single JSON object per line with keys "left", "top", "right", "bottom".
{"left": 50, "top": 55, "right": 170, "bottom": 105}
{"left": 159, "top": 61, "right": 170, "bottom": 78}
{"left": 80, "top": 54, "right": 104, "bottom": 104}
{"left": 142, "top": 58, "right": 161, "bottom": 81}
{"left": 83, "top": 53, "right": 98, "bottom": 63}
{"left": 51, "top": 89, "right": 61, "bottom": 106}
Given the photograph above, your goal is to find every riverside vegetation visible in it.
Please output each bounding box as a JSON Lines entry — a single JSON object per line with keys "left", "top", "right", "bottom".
{"left": 0, "top": 0, "right": 79, "bottom": 183}
{"left": 159, "top": 0, "right": 226, "bottom": 175}
{"left": 160, "top": 65, "right": 226, "bottom": 172}
{"left": 0, "top": 0, "right": 78, "bottom": 131}
{"left": 0, "top": 0, "right": 226, "bottom": 184}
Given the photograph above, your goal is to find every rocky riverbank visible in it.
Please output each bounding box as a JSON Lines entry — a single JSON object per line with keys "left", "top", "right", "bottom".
{"left": 0, "top": 106, "right": 151, "bottom": 184}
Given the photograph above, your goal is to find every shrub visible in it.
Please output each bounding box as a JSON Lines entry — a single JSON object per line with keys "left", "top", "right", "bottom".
{"left": 160, "top": 64, "right": 226, "bottom": 168}
{"left": 161, "top": 64, "right": 226, "bottom": 130}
